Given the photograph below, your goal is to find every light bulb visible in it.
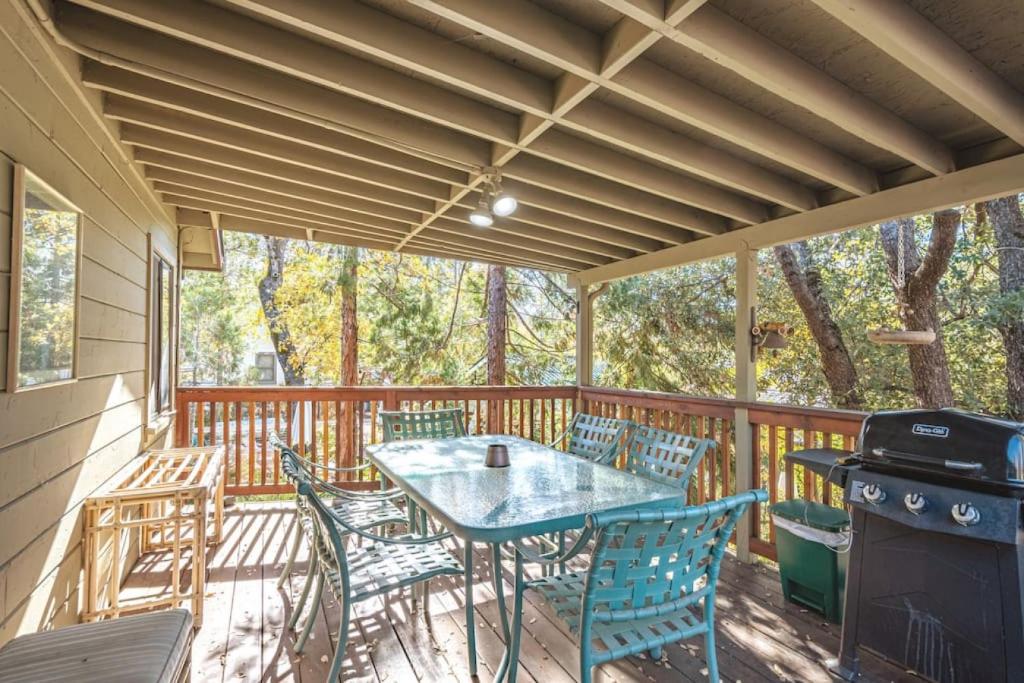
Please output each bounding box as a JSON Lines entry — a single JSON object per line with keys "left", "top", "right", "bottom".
{"left": 469, "top": 198, "right": 493, "bottom": 227}
{"left": 491, "top": 192, "right": 518, "bottom": 217}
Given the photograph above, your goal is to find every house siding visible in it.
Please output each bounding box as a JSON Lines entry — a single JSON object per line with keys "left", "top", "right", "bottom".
{"left": 0, "top": 0, "right": 177, "bottom": 645}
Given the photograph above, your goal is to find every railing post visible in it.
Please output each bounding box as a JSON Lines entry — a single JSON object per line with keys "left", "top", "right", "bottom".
{"left": 574, "top": 281, "right": 593, "bottom": 386}
{"left": 734, "top": 243, "right": 758, "bottom": 563}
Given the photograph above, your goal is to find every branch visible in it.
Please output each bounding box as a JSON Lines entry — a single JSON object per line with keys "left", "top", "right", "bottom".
{"left": 912, "top": 209, "right": 959, "bottom": 292}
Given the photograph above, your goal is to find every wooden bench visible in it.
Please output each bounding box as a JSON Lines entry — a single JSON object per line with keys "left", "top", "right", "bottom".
{"left": 0, "top": 609, "right": 193, "bottom": 682}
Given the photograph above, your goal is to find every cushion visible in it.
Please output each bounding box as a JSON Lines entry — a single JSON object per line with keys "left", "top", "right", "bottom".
{"left": 0, "top": 609, "right": 193, "bottom": 683}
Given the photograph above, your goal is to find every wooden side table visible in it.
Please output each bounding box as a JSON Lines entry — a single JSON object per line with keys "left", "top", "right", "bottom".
{"left": 82, "top": 445, "right": 225, "bottom": 627}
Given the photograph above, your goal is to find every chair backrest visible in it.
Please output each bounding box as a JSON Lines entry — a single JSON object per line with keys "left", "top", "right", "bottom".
{"left": 381, "top": 408, "right": 467, "bottom": 442}
{"left": 581, "top": 490, "right": 768, "bottom": 628}
{"left": 296, "top": 480, "right": 351, "bottom": 583}
{"left": 623, "top": 425, "right": 713, "bottom": 496}
{"left": 565, "top": 413, "right": 632, "bottom": 464}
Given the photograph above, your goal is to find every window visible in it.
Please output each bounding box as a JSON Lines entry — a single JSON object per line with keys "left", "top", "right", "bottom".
{"left": 255, "top": 352, "right": 276, "bottom": 384}
{"left": 7, "top": 166, "right": 82, "bottom": 391}
{"left": 150, "top": 251, "right": 174, "bottom": 417}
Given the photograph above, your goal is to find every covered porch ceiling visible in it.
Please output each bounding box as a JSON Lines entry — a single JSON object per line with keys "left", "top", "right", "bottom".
{"left": 53, "top": 0, "right": 1024, "bottom": 279}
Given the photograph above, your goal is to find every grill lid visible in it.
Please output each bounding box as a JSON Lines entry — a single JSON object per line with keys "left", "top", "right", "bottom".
{"left": 859, "top": 408, "right": 1024, "bottom": 487}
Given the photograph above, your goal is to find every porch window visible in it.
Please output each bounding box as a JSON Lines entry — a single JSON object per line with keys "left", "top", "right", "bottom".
{"left": 7, "top": 165, "right": 82, "bottom": 391}
{"left": 150, "top": 252, "right": 174, "bottom": 417}
{"left": 254, "top": 352, "right": 276, "bottom": 384}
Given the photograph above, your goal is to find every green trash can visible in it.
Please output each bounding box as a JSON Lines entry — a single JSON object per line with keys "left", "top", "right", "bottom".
{"left": 771, "top": 499, "right": 850, "bottom": 623}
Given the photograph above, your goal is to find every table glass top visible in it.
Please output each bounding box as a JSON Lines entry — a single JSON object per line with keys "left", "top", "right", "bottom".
{"left": 366, "top": 435, "right": 686, "bottom": 542}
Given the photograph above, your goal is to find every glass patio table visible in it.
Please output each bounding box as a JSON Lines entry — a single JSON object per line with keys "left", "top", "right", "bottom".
{"left": 365, "top": 434, "right": 687, "bottom": 682}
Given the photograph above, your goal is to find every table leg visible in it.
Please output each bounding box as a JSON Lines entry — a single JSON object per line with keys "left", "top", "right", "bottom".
{"left": 464, "top": 540, "right": 477, "bottom": 677}
{"left": 492, "top": 543, "right": 513, "bottom": 682}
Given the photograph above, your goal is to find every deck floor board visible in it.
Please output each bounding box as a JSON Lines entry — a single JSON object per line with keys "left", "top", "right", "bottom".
{"left": 120, "top": 503, "right": 911, "bottom": 682}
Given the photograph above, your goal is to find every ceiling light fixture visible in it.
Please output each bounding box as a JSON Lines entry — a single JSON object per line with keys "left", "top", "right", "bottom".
{"left": 489, "top": 172, "right": 517, "bottom": 217}
{"left": 469, "top": 192, "right": 494, "bottom": 227}
{"left": 465, "top": 168, "right": 516, "bottom": 227}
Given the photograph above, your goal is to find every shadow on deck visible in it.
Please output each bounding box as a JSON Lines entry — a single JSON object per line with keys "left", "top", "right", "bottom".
{"left": 121, "top": 503, "right": 914, "bottom": 682}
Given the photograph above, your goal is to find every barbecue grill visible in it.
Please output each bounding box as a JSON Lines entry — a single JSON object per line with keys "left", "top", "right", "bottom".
{"left": 787, "top": 408, "right": 1024, "bottom": 683}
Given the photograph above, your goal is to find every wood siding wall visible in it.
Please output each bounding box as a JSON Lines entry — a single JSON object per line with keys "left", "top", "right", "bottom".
{"left": 0, "top": 0, "right": 176, "bottom": 646}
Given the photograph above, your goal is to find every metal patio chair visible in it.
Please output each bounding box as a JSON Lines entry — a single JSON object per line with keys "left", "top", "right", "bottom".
{"left": 297, "top": 479, "right": 463, "bottom": 682}
{"left": 271, "top": 433, "right": 407, "bottom": 590}
{"left": 623, "top": 424, "right": 713, "bottom": 498}
{"left": 380, "top": 407, "right": 468, "bottom": 441}
{"left": 506, "top": 489, "right": 769, "bottom": 683}
{"left": 380, "top": 408, "right": 468, "bottom": 532}
{"left": 549, "top": 413, "right": 633, "bottom": 465}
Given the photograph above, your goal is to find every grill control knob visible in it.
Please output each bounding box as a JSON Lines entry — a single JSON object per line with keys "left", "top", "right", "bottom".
{"left": 904, "top": 493, "right": 928, "bottom": 515}
{"left": 863, "top": 484, "right": 886, "bottom": 505}
{"left": 951, "top": 503, "right": 981, "bottom": 527}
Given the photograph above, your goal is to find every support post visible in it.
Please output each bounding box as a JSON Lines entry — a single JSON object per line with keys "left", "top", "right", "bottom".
{"left": 733, "top": 243, "right": 758, "bottom": 563}
{"left": 575, "top": 282, "right": 593, "bottom": 386}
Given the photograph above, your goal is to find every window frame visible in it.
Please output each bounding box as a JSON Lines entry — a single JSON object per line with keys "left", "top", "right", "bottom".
{"left": 6, "top": 165, "right": 84, "bottom": 393}
{"left": 254, "top": 352, "right": 277, "bottom": 385}
{"left": 148, "top": 240, "right": 176, "bottom": 422}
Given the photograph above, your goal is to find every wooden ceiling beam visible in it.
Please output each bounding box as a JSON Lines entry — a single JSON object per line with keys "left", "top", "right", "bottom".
{"left": 221, "top": 0, "right": 554, "bottom": 116}
{"left": 107, "top": 99, "right": 453, "bottom": 200}
{"left": 149, "top": 179, "right": 414, "bottom": 234}
{"left": 504, "top": 155, "right": 724, "bottom": 236}
{"left": 415, "top": 0, "right": 877, "bottom": 196}
{"left": 609, "top": 60, "right": 879, "bottom": 196}
{"left": 198, "top": 211, "right": 556, "bottom": 270}
{"left": 559, "top": 102, "right": 816, "bottom": 211}
{"left": 456, "top": 195, "right": 663, "bottom": 253}
{"left": 65, "top": 0, "right": 520, "bottom": 142}
{"left": 84, "top": 64, "right": 467, "bottom": 184}
{"left": 497, "top": 180, "right": 692, "bottom": 245}
{"left": 122, "top": 127, "right": 439, "bottom": 212}
{"left": 67, "top": 0, "right": 789, "bottom": 225}
{"left": 399, "top": 0, "right": 810, "bottom": 210}
{"left": 602, "top": 1, "right": 956, "bottom": 176}
{"left": 58, "top": 5, "right": 489, "bottom": 168}
{"left": 809, "top": 0, "right": 1024, "bottom": 148}
{"left": 161, "top": 190, "right": 410, "bottom": 240}
{"left": 438, "top": 208, "right": 636, "bottom": 261}
{"left": 136, "top": 150, "right": 423, "bottom": 224}
{"left": 163, "top": 193, "right": 602, "bottom": 270}
{"left": 135, "top": 146, "right": 686, "bottom": 248}
{"left": 140, "top": 157, "right": 419, "bottom": 224}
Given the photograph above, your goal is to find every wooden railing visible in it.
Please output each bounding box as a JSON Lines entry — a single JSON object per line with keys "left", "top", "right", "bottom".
{"left": 174, "top": 386, "right": 576, "bottom": 495}
{"left": 578, "top": 387, "right": 865, "bottom": 562}
{"left": 175, "top": 384, "right": 866, "bottom": 561}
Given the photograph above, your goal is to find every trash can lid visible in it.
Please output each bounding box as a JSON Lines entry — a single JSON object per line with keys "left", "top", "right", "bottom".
{"left": 770, "top": 499, "right": 849, "bottom": 532}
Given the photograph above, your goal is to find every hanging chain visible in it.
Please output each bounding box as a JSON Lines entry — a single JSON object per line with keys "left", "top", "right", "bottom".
{"left": 896, "top": 221, "right": 906, "bottom": 291}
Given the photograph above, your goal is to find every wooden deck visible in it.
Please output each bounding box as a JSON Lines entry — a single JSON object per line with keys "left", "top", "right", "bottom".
{"left": 122, "top": 503, "right": 912, "bottom": 682}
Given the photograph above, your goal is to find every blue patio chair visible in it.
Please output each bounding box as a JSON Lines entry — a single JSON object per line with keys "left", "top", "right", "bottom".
{"left": 623, "top": 425, "right": 713, "bottom": 497}
{"left": 271, "top": 433, "right": 407, "bottom": 589}
{"left": 297, "top": 478, "right": 463, "bottom": 682}
{"left": 380, "top": 408, "right": 468, "bottom": 533}
{"left": 380, "top": 407, "right": 468, "bottom": 441}
{"left": 549, "top": 413, "right": 633, "bottom": 465}
{"left": 507, "top": 489, "right": 769, "bottom": 683}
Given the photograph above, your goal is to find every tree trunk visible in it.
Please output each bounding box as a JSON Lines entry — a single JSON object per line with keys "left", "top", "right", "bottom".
{"left": 487, "top": 265, "right": 507, "bottom": 385}
{"left": 486, "top": 265, "right": 507, "bottom": 430}
{"left": 986, "top": 196, "right": 1024, "bottom": 419}
{"left": 774, "top": 242, "right": 863, "bottom": 409}
{"left": 879, "top": 211, "right": 959, "bottom": 408}
{"left": 338, "top": 247, "right": 359, "bottom": 385}
{"left": 258, "top": 237, "right": 304, "bottom": 386}
{"left": 337, "top": 247, "right": 359, "bottom": 471}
